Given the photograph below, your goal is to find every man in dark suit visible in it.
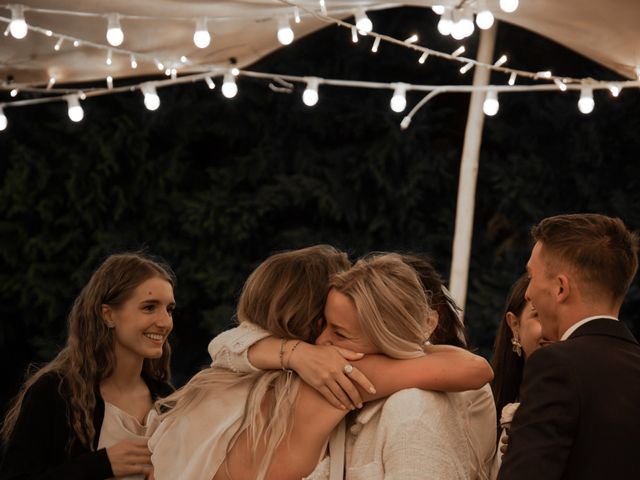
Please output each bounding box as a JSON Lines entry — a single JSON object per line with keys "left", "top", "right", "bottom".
{"left": 498, "top": 213, "right": 640, "bottom": 480}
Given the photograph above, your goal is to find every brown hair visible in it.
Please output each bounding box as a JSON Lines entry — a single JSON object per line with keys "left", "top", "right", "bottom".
{"left": 532, "top": 214, "right": 639, "bottom": 302}
{"left": 400, "top": 254, "right": 468, "bottom": 348}
{"left": 1, "top": 252, "right": 175, "bottom": 449}
{"left": 490, "top": 274, "right": 529, "bottom": 434}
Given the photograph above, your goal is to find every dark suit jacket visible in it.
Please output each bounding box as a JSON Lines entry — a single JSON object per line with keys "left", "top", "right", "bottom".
{"left": 0, "top": 371, "right": 173, "bottom": 480}
{"left": 498, "top": 318, "right": 640, "bottom": 480}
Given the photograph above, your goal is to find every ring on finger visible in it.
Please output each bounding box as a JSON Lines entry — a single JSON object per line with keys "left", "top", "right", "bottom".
{"left": 343, "top": 363, "right": 353, "bottom": 375}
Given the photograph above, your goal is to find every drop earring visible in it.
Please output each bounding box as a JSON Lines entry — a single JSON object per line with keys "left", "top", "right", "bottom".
{"left": 511, "top": 335, "right": 522, "bottom": 357}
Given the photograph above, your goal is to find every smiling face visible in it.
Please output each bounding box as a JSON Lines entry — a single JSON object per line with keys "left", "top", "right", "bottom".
{"left": 525, "top": 242, "right": 562, "bottom": 341}
{"left": 507, "top": 300, "right": 548, "bottom": 359}
{"left": 315, "top": 288, "right": 377, "bottom": 354}
{"left": 103, "top": 276, "right": 175, "bottom": 360}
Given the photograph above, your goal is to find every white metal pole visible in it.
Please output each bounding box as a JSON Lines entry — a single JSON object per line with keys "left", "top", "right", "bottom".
{"left": 448, "top": 24, "right": 497, "bottom": 320}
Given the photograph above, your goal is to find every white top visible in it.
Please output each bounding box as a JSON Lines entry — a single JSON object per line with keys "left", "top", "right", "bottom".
{"left": 560, "top": 315, "right": 618, "bottom": 341}
{"left": 97, "top": 402, "right": 161, "bottom": 480}
{"left": 489, "top": 402, "right": 520, "bottom": 480}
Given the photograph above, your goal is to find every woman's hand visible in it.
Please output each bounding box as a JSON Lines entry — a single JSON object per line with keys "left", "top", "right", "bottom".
{"left": 106, "top": 438, "right": 153, "bottom": 477}
{"left": 288, "top": 342, "right": 376, "bottom": 410}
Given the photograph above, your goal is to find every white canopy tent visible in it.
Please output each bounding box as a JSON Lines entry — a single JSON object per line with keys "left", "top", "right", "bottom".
{"left": 2, "top": 0, "right": 639, "bottom": 314}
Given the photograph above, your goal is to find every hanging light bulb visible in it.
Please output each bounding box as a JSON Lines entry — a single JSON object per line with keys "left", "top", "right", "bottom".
{"left": 10, "top": 89, "right": 18, "bottom": 97}
{"left": 221, "top": 73, "right": 238, "bottom": 98}
{"left": 508, "top": 72, "right": 517, "bottom": 85}
{"left": 141, "top": 84, "right": 160, "bottom": 111}
{"left": 130, "top": 55, "right": 137, "bottom": 69}
{"left": 437, "top": 9, "right": 453, "bottom": 36}
{"left": 354, "top": 8, "right": 373, "bottom": 33}
{"left": 451, "top": 10, "right": 466, "bottom": 40}
{"left": 9, "top": 5, "right": 28, "bottom": 39}
{"left": 277, "top": 17, "right": 294, "bottom": 45}
{"left": 578, "top": 86, "right": 594, "bottom": 114}
{"left": 475, "top": 0, "right": 495, "bottom": 30}
{"left": 205, "top": 77, "right": 215, "bottom": 89}
{"left": 431, "top": 5, "right": 445, "bottom": 15}
{"left": 499, "top": 0, "right": 519, "bottom": 13}
{"left": 0, "top": 107, "right": 7, "bottom": 131}
{"left": 302, "top": 77, "right": 320, "bottom": 106}
{"left": 483, "top": 91, "right": 499, "bottom": 116}
{"left": 459, "top": 62, "right": 474, "bottom": 74}
{"left": 351, "top": 26, "right": 358, "bottom": 43}
{"left": 106, "top": 48, "right": 113, "bottom": 66}
{"left": 460, "top": 10, "right": 475, "bottom": 38}
{"left": 371, "top": 36, "right": 381, "bottom": 53}
{"left": 106, "top": 13, "right": 124, "bottom": 46}
{"left": 294, "top": 7, "right": 301, "bottom": 23}
{"left": 54, "top": 38, "right": 64, "bottom": 51}
{"left": 193, "top": 18, "right": 211, "bottom": 48}
{"left": 67, "top": 95, "right": 84, "bottom": 122}
{"left": 494, "top": 55, "right": 508, "bottom": 67}
{"left": 390, "top": 83, "right": 408, "bottom": 113}
{"left": 608, "top": 84, "right": 621, "bottom": 97}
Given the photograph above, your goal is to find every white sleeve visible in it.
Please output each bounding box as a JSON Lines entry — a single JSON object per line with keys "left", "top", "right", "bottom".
{"left": 207, "top": 321, "right": 272, "bottom": 373}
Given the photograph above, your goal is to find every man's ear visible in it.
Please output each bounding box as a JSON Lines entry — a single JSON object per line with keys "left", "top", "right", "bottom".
{"left": 556, "top": 275, "right": 571, "bottom": 303}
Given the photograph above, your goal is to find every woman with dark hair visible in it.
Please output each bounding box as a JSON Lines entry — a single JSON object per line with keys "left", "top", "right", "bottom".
{"left": 489, "top": 274, "right": 547, "bottom": 476}
{"left": 0, "top": 252, "right": 175, "bottom": 480}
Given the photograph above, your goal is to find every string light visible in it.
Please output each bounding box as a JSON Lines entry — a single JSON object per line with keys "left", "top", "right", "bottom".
{"left": 354, "top": 8, "right": 373, "bottom": 33}
{"left": 0, "top": 107, "right": 7, "bottom": 131}
{"left": 371, "top": 36, "right": 381, "bottom": 53}
{"left": 130, "top": 55, "right": 138, "bottom": 69}
{"left": 554, "top": 78, "right": 567, "bottom": 91}
{"left": 608, "top": 84, "right": 621, "bottom": 97}
{"left": 578, "top": 86, "right": 594, "bottom": 114}
{"left": 437, "top": 8, "right": 453, "bottom": 36}
{"left": 302, "top": 77, "right": 320, "bottom": 106}
{"left": 494, "top": 55, "right": 508, "bottom": 67}
{"left": 404, "top": 34, "right": 419, "bottom": 44}
{"left": 106, "top": 13, "right": 124, "bottom": 47}
{"left": 193, "top": 18, "right": 211, "bottom": 48}
{"left": 351, "top": 25, "right": 358, "bottom": 43}
{"left": 418, "top": 52, "right": 429, "bottom": 64}
{"left": 221, "top": 73, "right": 238, "bottom": 98}
{"left": 106, "top": 75, "right": 113, "bottom": 89}
{"left": 66, "top": 95, "right": 84, "bottom": 122}
{"left": 500, "top": 0, "right": 519, "bottom": 13}
{"left": 180, "top": 56, "right": 188, "bottom": 63}
{"left": 294, "top": 7, "right": 301, "bottom": 24}
{"left": 508, "top": 72, "right": 517, "bottom": 85}
{"left": 10, "top": 89, "right": 19, "bottom": 97}
{"left": 277, "top": 17, "right": 294, "bottom": 45}
{"left": 106, "top": 49, "right": 113, "bottom": 66}
{"left": 141, "top": 83, "right": 160, "bottom": 110}
{"left": 476, "top": 0, "right": 495, "bottom": 30}
{"left": 9, "top": 5, "right": 28, "bottom": 39}
{"left": 483, "top": 91, "right": 499, "bottom": 116}
{"left": 205, "top": 77, "right": 215, "bottom": 89}
{"left": 73, "top": 40, "right": 80, "bottom": 47}
{"left": 452, "top": 10, "right": 474, "bottom": 40}
{"left": 47, "top": 76, "right": 56, "bottom": 89}
{"left": 231, "top": 67, "right": 240, "bottom": 76}
{"left": 54, "top": 38, "right": 64, "bottom": 51}
{"left": 451, "top": 46, "right": 466, "bottom": 57}
{"left": 44, "top": 29, "right": 52, "bottom": 37}
{"left": 390, "top": 83, "right": 408, "bottom": 113}
{"left": 431, "top": 5, "right": 445, "bottom": 15}
{"left": 459, "top": 62, "right": 474, "bottom": 74}
{"left": 537, "top": 70, "right": 552, "bottom": 79}
{"left": 155, "top": 59, "right": 165, "bottom": 71}
{"left": 319, "top": 0, "right": 327, "bottom": 15}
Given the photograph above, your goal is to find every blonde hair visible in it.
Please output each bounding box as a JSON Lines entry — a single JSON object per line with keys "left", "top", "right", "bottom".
{"left": 1, "top": 252, "right": 174, "bottom": 449}
{"left": 330, "top": 253, "right": 436, "bottom": 359}
{"left": 157, "top": 245, "right": 350, "bottom": 480}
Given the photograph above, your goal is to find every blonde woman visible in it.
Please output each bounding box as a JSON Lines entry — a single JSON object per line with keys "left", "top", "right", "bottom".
{"left": 0, "top": 253, "right": 175, "bottom": 480}
{"left": 151, "top": 247, "right": 492, "bottom": 480}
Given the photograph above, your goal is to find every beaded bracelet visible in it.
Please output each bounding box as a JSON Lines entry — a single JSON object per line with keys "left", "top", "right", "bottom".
{"left": 285, "top": 340, "right": 303, "bottom": 370}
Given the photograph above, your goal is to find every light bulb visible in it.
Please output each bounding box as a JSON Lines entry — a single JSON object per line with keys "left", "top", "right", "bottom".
{"left": 508, "top": 72, "right": 517, "bottom": 85}
{"left": 390, "top": 83, "right": 407, "bottom": 113}
{"left": 432, "top": 5, "right": 445, "bottom": 15}
{"left": 476, "top": 10, "right": 494, "bottom": 30}
{"left": 106, "top": 13, "right": 124, "bottom": 46}
{"left": 222, "top": 73, "right": 238, "bottom": 98}
{"left": 67, "top": 96, "right": 84, "bottom": 122}
{"left": 608, "top": 84, "right": 621, "bottom": 97}
{"left": 141, "top": 84, "right": 160, "bottom": 111}
{"left": 354, "top": 8, "right": 373, "bottom": 33}
{"left": 452, "top": 10, "right": 473, "bottom": 40}
{"left": 494, "top": 55, "right": 508, "bottom": 67}
{"left": 130, "top": 55, "right": 137, "bottom": 69}
{"left": 277, "top": 17, "right": 294, "bottom": 45}
{"left": 106, "top": 49, "right": 112, "bottom": 66}
{"left": 0, "top": 108, "right": 7, "bottom": 131}
{"left": 302, "top": 77, "right": 319, "bottom": 106}
{"left": 193, "top": 19, "right": 211, "bottom": 48}
{"left": 371, "top": 36, "right": 380, "bottom": 52}
{"left": 10, "top": 89, "right": 18, "bottom": 97}
{"left": 437, "top": 9, "right": 453, "bottom": 36}
{"left": 500, "top": 0, "right": 519, "bottom": 13}
{"left": 205, "top": 77, "right": 215, "bottom": 89}
{"left": 483, "top": 91, "right": 499, "bottom": 116}
{"left": 578, "top": 86, "right": 594, "bottom": 114}
{"left": 451, "top": 10, "right": 467, "bottom": 40}
{"left": 9, "top": 5, "right": 28, "bottom": 39}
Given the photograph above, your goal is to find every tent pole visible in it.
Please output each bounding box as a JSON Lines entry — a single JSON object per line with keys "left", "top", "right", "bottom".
{"left": 448, "top": 24, "right": 497, "bottom": 321}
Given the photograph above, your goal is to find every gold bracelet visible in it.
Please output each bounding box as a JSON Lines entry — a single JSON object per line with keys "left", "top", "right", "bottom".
{"left": 284, "top": 340, "right": 303, "bottom": 370}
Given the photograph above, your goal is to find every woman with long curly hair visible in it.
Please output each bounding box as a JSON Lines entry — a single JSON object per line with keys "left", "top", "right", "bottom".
{"left": 0, "top": 252, "right": 175, "bottom": 480}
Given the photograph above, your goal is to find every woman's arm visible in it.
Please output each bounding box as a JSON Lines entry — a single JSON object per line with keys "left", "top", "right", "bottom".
{"left": 0, "top": 373, "right": 113, "bottom": 480}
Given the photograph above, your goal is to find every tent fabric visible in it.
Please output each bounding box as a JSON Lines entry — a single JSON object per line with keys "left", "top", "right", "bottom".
{"left": 0, "top": 1, "right": 639, "bottom": 86}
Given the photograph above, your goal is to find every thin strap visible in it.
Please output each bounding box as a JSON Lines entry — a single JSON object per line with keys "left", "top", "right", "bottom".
{"left": 329, "top": 419, "right": 346, "bottom": 480}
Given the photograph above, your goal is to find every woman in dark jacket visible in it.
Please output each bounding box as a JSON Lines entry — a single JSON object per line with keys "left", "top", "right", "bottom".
{"left": 1, "top": 252, "right": 175, "bottom": 480}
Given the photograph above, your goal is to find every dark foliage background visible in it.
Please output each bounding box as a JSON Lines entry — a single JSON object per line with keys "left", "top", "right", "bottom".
{"left": 1, "top": 8, "right": 639, "bottom": 414}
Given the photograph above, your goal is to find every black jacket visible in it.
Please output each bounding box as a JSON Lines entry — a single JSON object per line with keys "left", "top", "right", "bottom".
{"left": 0, "top": 371, "right": 173, "bottom": 480}
{"left": 498, "top": 318, "right": 640, "bottom": 480}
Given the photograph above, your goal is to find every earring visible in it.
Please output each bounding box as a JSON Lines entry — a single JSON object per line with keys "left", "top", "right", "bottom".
{"left": 511, "top": 336, "right": 522, "bottom": 357}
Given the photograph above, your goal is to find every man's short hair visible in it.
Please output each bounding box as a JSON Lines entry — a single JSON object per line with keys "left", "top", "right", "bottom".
{"left": 532, "top": 213, "right": 639, "bottom": 302}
